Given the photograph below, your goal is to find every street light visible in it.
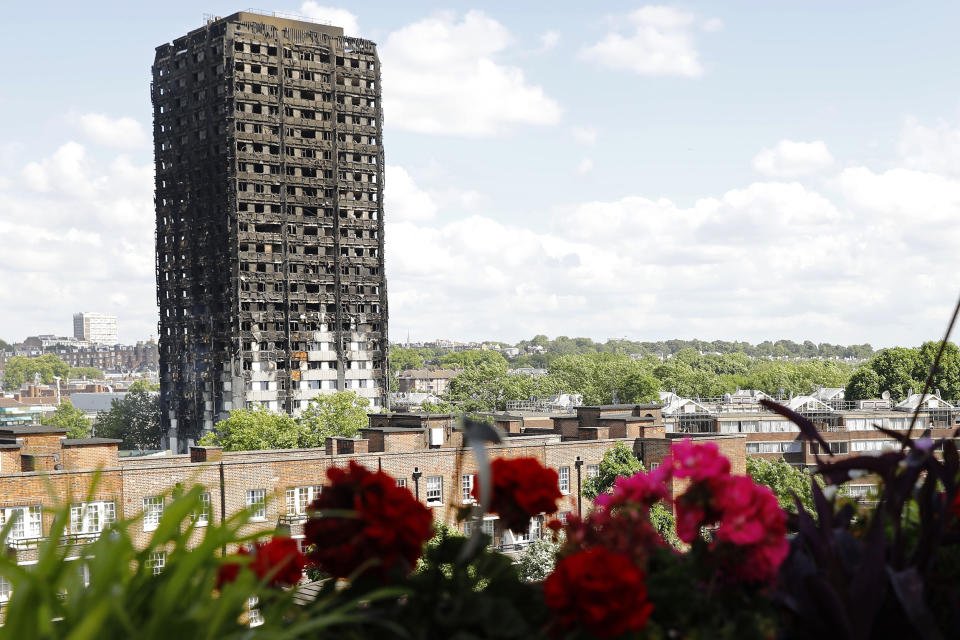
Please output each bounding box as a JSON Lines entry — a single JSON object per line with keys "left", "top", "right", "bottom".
{"left": 574, "top": 456, "right": 584, "bottom": 517}
{"left": 412, "top": 466, "right": 422, "bottom": 501}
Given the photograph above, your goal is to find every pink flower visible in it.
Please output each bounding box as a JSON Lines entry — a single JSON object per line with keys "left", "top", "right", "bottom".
{"left": 664, "top": 438, "right": 730, "bottom": 483}
{"left": 609, "top": 468, "right": 671, "bottom": 508}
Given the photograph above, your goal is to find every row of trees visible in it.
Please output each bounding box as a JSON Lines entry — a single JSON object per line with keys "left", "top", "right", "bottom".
{"left": 845, "top": 341, "right": 960, "bottom": 402}
{"left": 431, "top": 349, "right": 857, "bottom": 412}
{"left": 199, "top": 391, "right": 370, "bottom": 451}
{"left": 1, "top": 354, "right": 104, "bottom": 390}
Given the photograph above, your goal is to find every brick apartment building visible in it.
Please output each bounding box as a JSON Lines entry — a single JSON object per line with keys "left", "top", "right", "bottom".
{"left": 0, "top": 403, "right": 747, "bottom": 600}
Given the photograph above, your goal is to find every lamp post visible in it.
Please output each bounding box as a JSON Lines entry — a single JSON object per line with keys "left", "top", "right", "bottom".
{"left": 412, "top": 466, "right": 422, "bottom": 501}
{"left": 574, "top": 456, "right": 584, "bottom": 517}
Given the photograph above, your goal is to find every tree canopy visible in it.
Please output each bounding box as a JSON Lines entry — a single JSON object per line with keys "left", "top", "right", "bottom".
{"left": 200, "top": 391, "right": 372, "bottom": 451}
{"left": 2, "top": 354, "right": 70, "bottom": 390}
{"left": 41, "top": 400, "right": 91, "bottom": 439}
{"left": 298, "top": 391, "right": 369, "bottom": 446}
{"left": 746, "top": 456, "right": 815, "bottom": 514}
{"left": 96, "top": 385, "right": 162, "bottom": 451}
{"left": 845, "top": 341, "right": 960, "bottom": 402}
{"left": 68, "top": 367, "right": 105, "bottom": 380}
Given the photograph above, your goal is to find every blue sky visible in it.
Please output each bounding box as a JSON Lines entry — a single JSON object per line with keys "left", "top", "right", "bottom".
{"left": 2, "top": 2, "right": 960, "bottom": 346}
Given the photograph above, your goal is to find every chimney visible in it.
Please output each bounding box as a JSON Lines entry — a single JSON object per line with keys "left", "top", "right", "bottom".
{"left": 190, "top": 446, "right": 222, "bottom": 463}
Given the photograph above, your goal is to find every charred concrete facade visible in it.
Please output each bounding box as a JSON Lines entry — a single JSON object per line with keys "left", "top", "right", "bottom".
{"left": 153, "top": 12, "right": 388, "bottom": 450}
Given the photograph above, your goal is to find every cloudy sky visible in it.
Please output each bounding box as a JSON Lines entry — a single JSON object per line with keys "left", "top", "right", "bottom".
{"left": 2, "top": 1, "right": 960, "bottom": 346}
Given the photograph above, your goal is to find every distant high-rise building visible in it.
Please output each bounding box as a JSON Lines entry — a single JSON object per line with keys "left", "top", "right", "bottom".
{"left": 153, "top": 11, "right": 388, "bottom": 451}
{"left": 73, "top": 313, "right": 119, "bottom": 346}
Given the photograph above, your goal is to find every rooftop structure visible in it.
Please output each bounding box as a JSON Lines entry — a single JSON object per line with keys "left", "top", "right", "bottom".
{"left": 153, "top": 12, "right": 387, "bottom": 450}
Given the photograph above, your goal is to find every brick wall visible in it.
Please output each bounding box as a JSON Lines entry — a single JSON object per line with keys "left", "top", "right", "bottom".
{"left": 62, "top": 444, "right": 119, "bottom": 470}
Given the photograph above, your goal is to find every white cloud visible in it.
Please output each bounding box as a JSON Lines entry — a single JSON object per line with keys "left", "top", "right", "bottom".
{"left": 752, "top": 140, "right": 834, "bottom": 178}
{"left": 579, "top": 6, "right": 707, "bottom": 77}
{"left": 386, "top": 121, "right": 960, "bottom": 344}
{"left": 298, "top": 2, "right": 359, "bottom": 35}
{"left": 537, "top": 30, "right": 560, "bottom": 52}
{"left": 385, "top": 165, "right": 438, "bottom": 222}
{"left": 702, "top": 17, "right": 724, "bottom": 32}
{"left": 0, "top": 140, "right": 156, "bottom": 342}
{"left": 381, "top": 11, "right": 562, "bottom": 136}
{"left": 76, "top": 113, "right": 149, "bottom": 149}
{"left": 571, "top": 126, "right": 598, "bottom": 146}
{"left": 576, "top": 158, "right": 594, "bottom": 174}
{"left": 897, "top": 116, "right": 960, "bottom": 177}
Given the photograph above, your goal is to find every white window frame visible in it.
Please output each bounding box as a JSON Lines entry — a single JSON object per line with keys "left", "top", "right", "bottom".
{"left": 0, "top": 505, "right": 43, "bottom": 541}
{"left": 395, "top": 478, "right": 407, "bottom": 489}
{"left": 247, "top": 489, "right": 267, "bottom": 520}
{"left": 461, "top": 474, "right": 475, "bottom": 503}
{"left": 143, "top": 497, "right": 163, "bottom": 532}
{"left": 70, "top": 501, "right": 116, "bottom": 535}
{"left": 558, "top": 466, "right": 570, "bottom": 494}
{"left": 249, "top": 596, "right": 264, "bottom": 627}
{"left": 426, "top": 476, "right": 442, "bottom": 505}
{"left": 285, "top": 485, "right": 322, "bottom": 516}
{"left": 0, "top": 574, "right": 10, "bottom": 602}
{"left": 585, "top": 464, "right": 600, "bottom": 479}
{"left": 196, "top": 492, "right": 211, "bottom": 526}
{"left": 147, "top": 551, "right": 166, "bottom": 575}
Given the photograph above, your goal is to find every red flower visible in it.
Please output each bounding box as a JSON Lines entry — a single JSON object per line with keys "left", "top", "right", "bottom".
{"left": 216, "top": 537, "right": 305, "bottom": 589}
{"left": 952, "top": 490, "right": 960, "bottom": 520}
{"left": 304, "top": 461, "right": 433, "bottom": 580}
{"left": 544, "top": 548, "right": 653, "bottom": 638}
{"left": 472, "top": 457, "right": 562, "bottom": 532}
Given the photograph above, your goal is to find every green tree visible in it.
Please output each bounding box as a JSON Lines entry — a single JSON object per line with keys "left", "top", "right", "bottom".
{"left": 445, "top": 362, "right": 533, "bottom": 412}
{"left": 128, "top": 379, "right": 160, "bottom": 392}
{"left": 198, "top": 405, "right": 302, "bottom": 451}
{"left": 41, "top": 400, "right": 91, "bottom": 439}
{"left": 746, "top": 456, "right": 815, "bottom": 514}
{"left": 68, "top": 366, "right": 105, "bottom": 380}
{"left": 96, "top": 385, "right": 162, "bottom": 451}
{"left": 297, "top": 391, "right": 369, "bottom": 447}
{"left": 2, "top": 354, "right": 70, "bottom": 390}
{"left": 582, "top": 443, "right": 677, "bottom": 545}
{"left": 389, "top": 347, "right": 424, "bottom": 371}
{"left": 0, "top": 338, "right": 11, "bottom": 351}
{"left": 582, "top": 442, "right": 644, "bottom": 500}
{"left": 439, "top": 350, "right": 508, "bottom": 369}
{"left": 869, "top": 347, "right": 922, "bottom": 401}
{"left": 616, "top": 370, "right": 660, "bottom": 404}
{"left": 420, "top": 400, "right": 455, "bottom": 414}
{"left": 845, "top": 367, "right": 881, "bottom": 401}
{"left": 914, "top": 341, "right": 960, "bottom": 401}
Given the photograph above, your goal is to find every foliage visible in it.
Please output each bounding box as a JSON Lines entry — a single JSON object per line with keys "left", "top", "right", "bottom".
{"left": 582, "top": 442, "right": 644, "bottom": 500}
{"left": 41, "top": 400, "right": 91, "bottom": 439}
{"left": 201, "top": 392, "right": 372, "bottom": 451}
{"left": 439, "top": 349, "right": 508, "bottom": 369}
{"left": 129, "top": 379, "right": 160, "bottom": 392}
{"left": 420, "top": 400, "right": 454, "bottom": 414}
{"left": 2, "top": 354, "right": 69, "bottom": 390}
{"left": 617, "top": 370, "right": 661, "bottom": 403}
{"left": 390, "top": 347, "right": 424, "bottom": 371}
{"left": 516, "top": 535, "right": 560, "bottom": 582}
{"left": 0, "top": 337, "right": 10, "bottom": 351}
{"left": 95, "top": 385, "right": 161, "bottom": 451}
{"left": 582, "top": 443, "right": 678, "bottom": 545}
{"left": 199, "top": 405, "right": 302, "bottom": 451}
{"left": 845, "top": 367, "right": 881, "bottom": 401}
{"left": 445, "top": 362, "right": 535, "bottom": 412}
{"left": 761, "top": 397, "right": 960, "bottom": 639}
{"left": 746, "top": 456, "right": 816, "bottom": 514}
{"left": 297, "top": 391, "right": 369, "bottom": 446}
{"left": 67, "top": 367, "right": 105, "bottom": 380}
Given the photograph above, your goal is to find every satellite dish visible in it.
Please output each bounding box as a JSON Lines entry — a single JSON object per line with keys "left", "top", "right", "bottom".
{"left": 881, "top": 390, "right": 891, "bottom": 400}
